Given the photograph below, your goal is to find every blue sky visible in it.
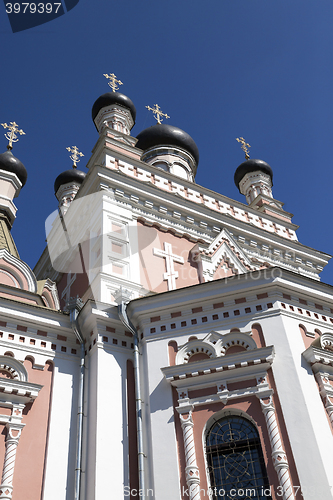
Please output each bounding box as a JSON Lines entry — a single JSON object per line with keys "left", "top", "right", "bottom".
{"left": 1, "top": 1, "right": 333, "bottom": 284}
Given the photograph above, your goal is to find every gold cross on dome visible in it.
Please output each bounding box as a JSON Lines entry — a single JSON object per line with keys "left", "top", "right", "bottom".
{"left": 1, "top": 121, "right": 25, "bottom": 150}
{"left": 103, "top": 73, "right": 123, "bottom": 92}
{"left": 146, "top": 104, "right": 170, "bottom": 124}
{"left": 236, "top": 137, "right": 251, "bottom": 160}
{"left": 66, "top": 146, "right": 84, "bottom": 167}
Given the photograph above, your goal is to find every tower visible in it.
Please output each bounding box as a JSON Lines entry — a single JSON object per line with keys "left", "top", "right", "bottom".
{"left": 0, "top": 83, "right": 331, "bottom": 500}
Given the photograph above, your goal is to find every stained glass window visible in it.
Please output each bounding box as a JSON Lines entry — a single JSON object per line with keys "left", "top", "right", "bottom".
{"left": 206, "top": 415, "right": 271, "bottom": 500}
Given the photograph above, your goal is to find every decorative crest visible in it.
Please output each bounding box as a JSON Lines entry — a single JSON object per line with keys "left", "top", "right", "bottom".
{"left": 103, "top": 73, "right": 123, "bottom": 92}
{"left": 66, "top": 146, "right": 84, "bottom": 167}
{"left": 146, "top": 104, "right": 170, "bottom": 125}
{"left": 1, "top": 121, "right": 25, "bottom": 150}
{"left": 236, "top": 137, "right": 251, "bottom": 160}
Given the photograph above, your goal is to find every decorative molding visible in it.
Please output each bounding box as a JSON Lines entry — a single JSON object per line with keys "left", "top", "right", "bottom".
{"left": 0, "top": 249, "right": 37, "bottom": 293}
{"left": 257, "top": 394, "right": 295, "bottom": 500}
{"left": 177, "top": 409, "right": 201, "bottom": 500}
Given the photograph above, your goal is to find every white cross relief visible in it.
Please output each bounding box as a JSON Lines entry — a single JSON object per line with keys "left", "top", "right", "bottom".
{"left": 61, "top": 271, "right": 77, "bottom": 303}
{"left": 153, "top": 242, "right": 184, "bottom": 290}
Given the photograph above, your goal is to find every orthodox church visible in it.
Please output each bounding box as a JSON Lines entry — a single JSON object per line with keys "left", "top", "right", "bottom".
{"left": 0, "top": 76, "right": 332, "bottom": 500}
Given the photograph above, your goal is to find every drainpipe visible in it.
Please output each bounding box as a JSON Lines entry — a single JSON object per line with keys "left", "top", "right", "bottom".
{"left": 117, "top": 297, "right": 146, "bottom": 500}
{"left": 68, "top": 297, "right": 85, "bottom": 500}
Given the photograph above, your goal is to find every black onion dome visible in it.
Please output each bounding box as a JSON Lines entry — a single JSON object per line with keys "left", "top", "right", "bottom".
{"left": 92, "top": 92, "right": 136, "bottom": 123}
{"left": 54, "top": 167, "right": 86, "bottom": 194}
{"left": 0, "top": 150, "right": 27, "bottom": 187}
{"left": 136, "top": 124, "right": 199, "bottom": 166}
{"left": 234, "top": 159, "right": 273, "bottom": 192}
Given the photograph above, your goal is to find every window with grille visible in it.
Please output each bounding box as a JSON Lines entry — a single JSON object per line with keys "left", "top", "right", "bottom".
{"left": 206, "top": 415, "right": 271, "bottom": 500}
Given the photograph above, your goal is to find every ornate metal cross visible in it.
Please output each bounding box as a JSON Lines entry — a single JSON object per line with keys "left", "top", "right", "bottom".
{"left": 146, "top": 104, "right": 170, "bottom": 124}
{"left": 1, "top": 121, "right": 25, "bottom": 150}
{"left": 66, "top": 146, "right": 84, "bottom": 167}
{"left": 103, "top": 73, "right": 123, "bottom": 92}
{"left": 236, "top": 137, "right": 251, "bottom": 160}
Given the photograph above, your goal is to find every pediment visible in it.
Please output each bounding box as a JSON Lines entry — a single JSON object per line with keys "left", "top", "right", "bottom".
{"left": 202, "top": 229, "right": 255, "bottom": 279}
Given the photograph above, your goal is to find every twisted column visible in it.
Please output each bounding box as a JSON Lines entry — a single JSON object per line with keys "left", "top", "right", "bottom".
{"left": 178, "top": 410, "right": 201, "bottom": 500}
{"left": 259, "top": 396, "right": 295, "bottom": 500}
{"left": 0, "top": 405, "right": 25, "bottom": 500}
{"left": 315, "top": 373, "right": 333, "bottom": 428}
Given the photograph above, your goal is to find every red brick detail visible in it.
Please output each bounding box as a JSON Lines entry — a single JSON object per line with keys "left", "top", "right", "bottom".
{"left": 256, "top": 305, "right": 262, "bottom": 311}
{"left": 19, "top": 337, "right": 25, "bottom": 343}
{"left": 299, "top": 298, "right": 307, "bottom": 305}
{"left": 235, "top": 297, "right": 246, "bottom": 304}
{"left": 245, "top": 307, "right": 251, "bottom": 314}
{"left": 51, "top": 344, "right": 56, "bottom": 350}
{"left": 181, "top": 321, "right": 187, "bottom": 327}
{"left": 171, "top": 311, "right": 182, "bottom": 318}
{"left": 298, "top": 308, "right": 303, "bottom": 314}
{"left": 289, "top": 305, "right": 294, "bottom": 311}
{"left": 102, "top": 336, "right": 108, "bottom": 342}
{"left": 8, "top": 334, "right": 14, "bottom": 340}
{"left": 0, "top": 321, "right": 6, "bottom": 327}
{"left": 93, "top": 339, "right": 96, "bottom": 345}
{"left": 113, "top": 339, "right": 118, "bottom": 345}
{"left": 267, "top": 303, "right": 273, "bottom": 309}
{"left": 171, "top": 323, "right": 176, "bottom": 329}
{"left": 160, "top": 325, "right": 166, "bottom": 331}
{"left": 57, "top": 335, "right": 67, "bottom": 341}
{"left": 257, "top": 293, "right": 268, "bottom": 299}
{"left": 122, "top": 341, "right": 127, "bottom": 347}
{"left": 150, "top": 328, "right": 156, "bottom": 333}
{"left": 37, "top": 330, "right": 47, "bottom": 337}
{"left": 191, "top": 319, "right": 197, "bottom": 325}
{"left": 192, "top": 307, "right": 202, "bottom": 314}
{"left": 150, "top": 316, "right": 160, "bottom": 323}
{"left": 315, "top": 304, "right": 323, "bottom": 310}
{"left": 306, "top": 310, "right": 311, "bottom": 316}
{"left": 30, "top": 339, "right": 35, "bottom": 345}
{"left": 201, "top": 317, "right": 208, "bottom": 323}
{"left": 61, "top": 346, "right": 66, "bottom": 352}
{"left": 282, "top": 293, "right": 291, "bottom": 300}
{"left": 17, "top": 325, "right": 27, "bottom": 332}
{"left": 106, "top": 326, "right": 116, "bottom": 333}
{"left": 213, "top": 302, "right": 224, "bottom": 309}
{"left": 234, "top": 310, "right": 240, "bottom": 316}
{"left": 41, "top": 341, "right": 46, "bottom": 348}
{"left": 212, "top": 314, "right": 219, "bottom": 320}
{"left": 71, "top": 349, "right": 77, "bottom": 354}
{"left": 125, "top": 331, "right": 133, "bottom": 337}
{"left": 322, "top": 316, "right": 327, "bottom": 321}
{"left": 223, "top": 312, "right": 229, "bottom": 318}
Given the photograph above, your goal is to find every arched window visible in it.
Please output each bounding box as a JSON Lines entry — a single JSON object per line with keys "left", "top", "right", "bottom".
{"left": 206, "top": 415, "right": 271, "bottom": 500}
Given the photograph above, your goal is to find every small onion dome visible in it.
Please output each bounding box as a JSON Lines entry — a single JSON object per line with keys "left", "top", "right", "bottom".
{"left": 92, "top": 92, "right": 136, "bottom": 125}
{"left": 54, "top": 167, "right": 86, "bottom": 194}
{"left": 0, "top": 150, "right": 27, "bottom": 187}
{"left": 136, "top": 124, "right": 199, "bottom": 166}
{"left": 234, "top": 159, "right": 273, "bottom": 192}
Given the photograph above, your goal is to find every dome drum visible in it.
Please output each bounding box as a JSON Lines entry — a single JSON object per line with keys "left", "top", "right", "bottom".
{"left": 142, "top": 146, "right": 196, "bottom": 181}
{"left": 136, "top": 124, "right": 199, "bottom": 180}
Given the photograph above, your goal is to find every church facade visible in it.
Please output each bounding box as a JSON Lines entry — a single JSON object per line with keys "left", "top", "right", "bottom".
{"left": 0, "top": 84, "right": 332, "bottom": 500}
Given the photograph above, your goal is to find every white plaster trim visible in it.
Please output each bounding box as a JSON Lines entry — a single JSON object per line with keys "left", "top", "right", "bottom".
{"left": 0, "top": 249, "right": 37, "bottom": 293}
